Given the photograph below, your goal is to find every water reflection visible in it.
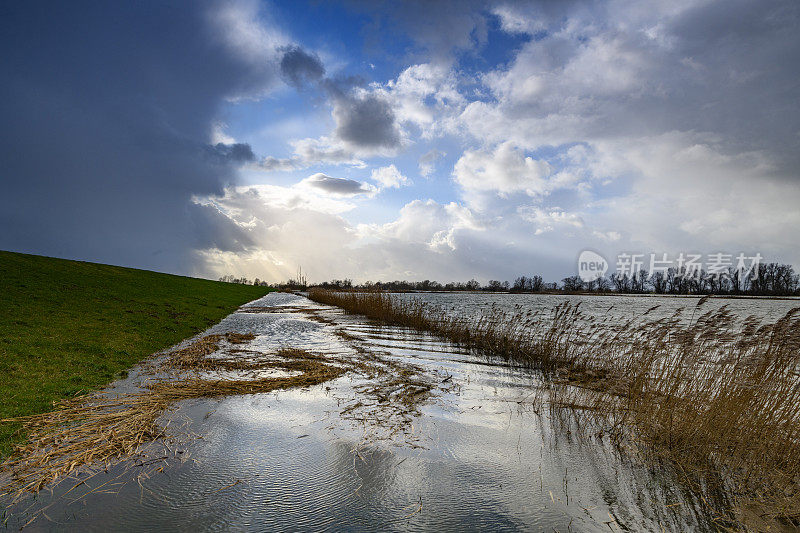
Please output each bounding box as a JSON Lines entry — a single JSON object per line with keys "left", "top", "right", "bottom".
{"left": 4, "top": 292, "right": 726, "bottom": 531}
{"left": 400, "top": 291, "right": 800, "bottom": 325}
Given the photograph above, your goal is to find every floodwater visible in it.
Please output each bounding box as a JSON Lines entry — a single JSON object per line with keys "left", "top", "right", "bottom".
{"left": 400, "top": 291, "right": 800, "bottom": 325}
{"left": 6, "top": 292, "right": 777, "bottom": 531}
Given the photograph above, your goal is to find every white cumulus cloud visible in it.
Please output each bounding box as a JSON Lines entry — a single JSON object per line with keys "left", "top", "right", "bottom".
{"left": 370, "top": 164, "right": 409, "bottom": 189}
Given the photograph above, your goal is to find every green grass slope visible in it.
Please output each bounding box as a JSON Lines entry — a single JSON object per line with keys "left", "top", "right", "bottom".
{"left": 0, "top": 251, "right": 271, "bottom": 454}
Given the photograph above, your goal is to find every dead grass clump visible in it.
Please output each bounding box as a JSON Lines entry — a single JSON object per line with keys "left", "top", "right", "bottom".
{"left": 239, "top": 306, "right": 284, "bottom": 313}
{"left": 321, "top": 324, "right": 450, "bottom": 445}
{"left": 148, "top": 361, "right": 345, "bottom": 401}
{"left": 239, "top": 305, "right": 336, "bottom": 324}
{"left": 0, "top": 393, "right": 170, "bottom": 498}
{"left": 0, "top": 346, "right": 344, "bottom": 503}
{"left": 225, "top": 332, "right": 255, "bottom": 344}
{"left": 1, "top": 286, "right": 453, "bottom": 512}
{"left": 166, "top": 334, "right": 223, "bottom": 368}
{"left": 0, "top": 325, "right": 440, "bottom": 506}
{"left": 308, "top": 288, "right": 800, "bottom": 526}
{"left": 239, "top": 306, "right": 306, "bottom": 314}
{"left": 165, "top": 332, "right": 256, "bottom": 369}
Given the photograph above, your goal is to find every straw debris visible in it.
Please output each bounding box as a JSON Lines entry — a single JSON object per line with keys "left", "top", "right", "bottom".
{"left": 1, "top": 318, "right": 446, "bottom": 509}
{"left": 0, "top": 339, "right": 343, "bottom": 503}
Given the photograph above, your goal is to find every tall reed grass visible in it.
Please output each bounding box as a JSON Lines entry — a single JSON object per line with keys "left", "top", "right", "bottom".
{"left": 307, "top": 289, "right": 800, "bottom": 526}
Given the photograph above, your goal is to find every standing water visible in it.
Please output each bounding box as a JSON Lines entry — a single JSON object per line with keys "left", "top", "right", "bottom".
{"left": 6, "top": 292, "right": 793, "bottom": 531}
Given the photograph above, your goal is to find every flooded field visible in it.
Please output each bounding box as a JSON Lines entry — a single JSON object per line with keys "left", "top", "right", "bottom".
{"left": 3, "top": 292, "right": 796, "bottom": 531}
{"left": 400, "top": 292, "right": 800, "bottom": 325}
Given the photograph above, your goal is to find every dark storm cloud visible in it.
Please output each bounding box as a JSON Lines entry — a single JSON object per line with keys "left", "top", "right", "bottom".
{"left": 332, "top": 94, "right": 402, "bottom": 149}
{"left": 0, "top": 1, "right": 280, "bottom": 273}
{"left": 344, "top": 0, "right": 488, "bottom": 61}
{"left": 188, "top": 202, "right": 254, "bottom": 252}
{"left": 207, "top": 143, "right": 256, "bottom": 164}
{"left": 279, "top": 52, "right": 400, "bottom": 153}
{"left": 280, "top": 46, "right": 326, "bottom": 88}
{"left": 664, "top": 0, "right": 800, "bottom": 170}
{"left": 303, "top": 173, "right": 374, "bottom": 195}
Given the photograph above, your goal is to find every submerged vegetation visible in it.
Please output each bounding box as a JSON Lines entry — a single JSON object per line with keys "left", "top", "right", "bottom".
{"left": 0, "top": 251, "right": 271, "bottom": 454}
{"left": 307, "top": 289, "right": 800, "bottom": 527}
{"left": 0, "top": 335, "right": 346, "bottom": 503}
{"left": 0, "top": 302, "right": 445, "bottom": 512}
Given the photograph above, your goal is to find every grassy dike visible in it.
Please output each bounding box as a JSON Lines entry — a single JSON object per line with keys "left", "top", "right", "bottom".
{"left": 0, "top": 251, "right": 270, "bottom": 454}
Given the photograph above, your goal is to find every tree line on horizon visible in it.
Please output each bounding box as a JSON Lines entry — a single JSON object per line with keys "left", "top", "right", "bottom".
{"left": 220, "top": 261, "right": 800, "bottom": 297}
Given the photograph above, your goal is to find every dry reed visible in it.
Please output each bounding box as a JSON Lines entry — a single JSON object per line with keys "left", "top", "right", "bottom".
{"left": 0, "top": 338, "right": 344, "bottom": 503}
{"left": 0, "top": 324, "right": 443, "bottom": 508}
{"left": 307, "top": 288, "right": 800, "bottom": 527}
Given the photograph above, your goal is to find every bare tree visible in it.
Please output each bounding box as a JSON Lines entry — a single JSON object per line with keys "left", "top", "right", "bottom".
{"left": 650, "top": 271, "right": 666, "bottom": 294}
{"left": 562, "top": 275, "right": 584, "bottom": 292}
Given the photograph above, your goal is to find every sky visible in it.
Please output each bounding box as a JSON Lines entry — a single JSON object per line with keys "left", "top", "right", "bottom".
{"left": 1, "top": 0, "right": 799, "bottom": 283}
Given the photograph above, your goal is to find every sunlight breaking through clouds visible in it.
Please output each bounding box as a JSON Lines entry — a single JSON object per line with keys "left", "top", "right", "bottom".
{"left": 2, "top": 0, "right": 798, "bottom": 283}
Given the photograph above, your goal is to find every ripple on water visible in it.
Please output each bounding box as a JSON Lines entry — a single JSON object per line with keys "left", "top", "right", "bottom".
{"left": 4, "top": 292, "right": 723, "bottom": 532}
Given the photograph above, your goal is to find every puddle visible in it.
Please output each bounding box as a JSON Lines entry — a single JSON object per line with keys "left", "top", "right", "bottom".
{"left": 3, "top": 292, "right": 721, "bottom": 531}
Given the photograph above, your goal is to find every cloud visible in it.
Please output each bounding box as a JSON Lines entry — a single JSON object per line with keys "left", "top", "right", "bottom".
{"left": 5, "top": 0, "right": 800, "bottom": 283}
{"left": 359, "top": 199, "right": 482, "bottom": 251}
{"left": 279, "top": 45, "right": 325, "bottom": 88}
{"left": 289, "top": 137, "right": 366, "bottom": 167}
{"left": 442, "top": 0, "right": 800, "bottom": 266}
{"left": 518, "top": 206, "right": 584, "bottom": 236}
{"left": 193, "top": 186, "right": 358, "bottom": 282}
{"left": 192, "top": 186, "right": 602, "bottom": 284}
{"left": 583, "top": 133, "right": 800, "bottom": 260}
{"left": 253, "top": 156, "right": 302, "bottom": 172}
{"left": 211, "top": 122, "right": 237, "bottom": 145}
{"left": 332, "top": 92, "right": 402, "bottom": 150}
{"left": 274, "top": 61, "right": 465, "bottom": 168}
{"left": 248, "top": 137, "right": 367, "bottom": 172}
{"left": 379, "top": 63, "right": 466, "bottom": 138}
{"left": 299, "top": 173, "right": 377, "bottom": 196}
{"left": 470, "top": 0, "right": 800, "bottom": 167}
{"left": 345, "top": 0, "right": 489, "bottom": 61}
{"left": 194, "top": 187, "right": 503, "bottom": 283}
{"left": 206, "top": 0, "right": 289, "bottom": 100}
{"left": 188, "top": 202, "right": 255, "bottom": 252}
{"left": 453, "top": 143, "right": 552, "bottom": 197}
{"left": 419, "top": 149, "right": 445, "bottom": 177}
{"left": 208, "top": 142, "right": 256, "bottom": 164}
{"left": 255, "top": 74, "right": 406, "bottom": 167}
{"left": 220, "top": 0, "right": 800, "bottom": 279}
{"left": 0, "top": 1, "right": 285, "bottom": 272}
{"left": 221, "top": 183, "right": 359, "bottom": 216}
{"left": 272, "top": 62, "right": 463, "bottom": 164}
{"left": 370, "top": 165, "right": 408, "bottom": 188}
